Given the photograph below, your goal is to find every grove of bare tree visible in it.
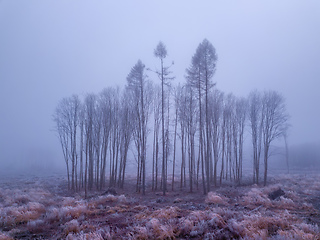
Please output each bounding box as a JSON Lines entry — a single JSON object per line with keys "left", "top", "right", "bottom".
{"left": 54, "top": 39, "right": 289, "bottom": 195}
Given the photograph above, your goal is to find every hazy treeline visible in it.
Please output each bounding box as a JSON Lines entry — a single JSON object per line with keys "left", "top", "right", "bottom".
{"left": 53, "top": 39, "right": 289, "bottom": 195}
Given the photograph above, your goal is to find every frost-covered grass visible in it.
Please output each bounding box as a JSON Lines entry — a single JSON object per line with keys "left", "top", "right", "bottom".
{"left": 0, "top": 173, "right": 319, "bottom": 239}
{"left": 205, "top": 191, "right": 228, "bottom": 205}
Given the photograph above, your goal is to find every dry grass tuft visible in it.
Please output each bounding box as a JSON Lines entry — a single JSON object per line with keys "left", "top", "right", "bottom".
{"left": 277, "top": 196, "right": 295, "bottom": 208}
{"left": 64, "top": 219, "right": 80, "bottom": 235}
{"left": 59, "top": 202, "right": 88, "bottom": 219}
{"left": 240, "top": 213, "right": 293, "bottom": 238}
{"left": 134, "top": 226, "right": 148, "bottom": 239}
{"left": 118, "top": 194, "right": 127, "bottom": 203}
{"left": 295, "top": 223, "right": 319, "bottom": 235}
{"left": 62, "top": 197, "right": 76, "bottom": 207}
{"left": 176, "top": 210, "right": 228, "bottom": 238}
{"left": 26, "top": 219, "right": 45, "bottom": 233}
{"left": 0, "top": 231, "right": 13, "bottom": 240}
{"left": 66, "top": 232, "right": 105, "bottom": 240}
{"left": 150, "top": 206, "right": 178, "bottom": 220}
{"left": 277, "top": 229, "right": 317, "bottom": 240}
{"left": 104, "top": 194, "right": 117, "bottom": 202}
{"left": 146, "top": 218, "right": 175, "bottom": 239}
{"left": 179, "top": 218, "right": 193, "bottom": 234}
{"left": 1, "top": 201, "right": 46, "bottom": 225}
{"left": 46, "top": 207, "right": 60, "bottom": 222}
{"left": 206, "top": 191, "right": 228, "bottom": 205}
{"left": 242, "top": 187, "right": 271, "bottom": 208}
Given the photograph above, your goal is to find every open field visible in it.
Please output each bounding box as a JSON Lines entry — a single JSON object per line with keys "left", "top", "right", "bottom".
{"left": 0, "top": 172, "right": 320, "bottom": 239}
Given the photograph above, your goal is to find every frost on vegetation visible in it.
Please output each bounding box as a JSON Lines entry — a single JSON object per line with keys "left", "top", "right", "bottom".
{"left": 133, "top": 226, "right": 148, "bottom": 239}
{"left": 190, "top": 220, "right": 208, "bottom": 236}
{"left": 0, "top": 202, "right": 46, "bottom": 225}
{"left": 205, "top": 191, "right": 227, "bottom": 205}
{"left": 26, "top": 219, "right": 45, "bottom": 232}
{"left": 62, "top": 197, "right": 77, "bottom": 206}
{"left": 64, "top": 219, "right": 80, "bottom": 235}
{"left": 0, "top": 231, "right": 12, "bottom": 240}
{"left": 242, "top": 188, "right": 271, "bottom": 207}
{"left": 133, "top": 217, "right": 176, "bottom": 239}
{"left": 118, "top": 194, "right": 127, "bottom": 203}
{"left": 0, "top": 174, "right": 320, "bottom": 239}
{"left": 46, "top": 207, "right": 60, "bottom": 221}
{"left": 150, "top": 206, "right": 178, "bottom": 220}
{"left": 285, "top": 190, "right": 300, "bottom": 202}
{"left": 240, "top": 213, "right": 295, "bottom": 238}
{"left": 278, "top": 196, "right": 295, "bottom": 208}
{"left": 145, "top": 218, "right": 175, "bottom": 239}
{"left": 214, "top": 206, "right": 237, "bottom": 219}
{"left": 0, "top": 187, "right": 51, "bottom": 208}
{"left": 104, "top": 194, "right": 117, "bottom": 202}
{"left": 277, "top": 229, "right": 317, "bottom": 240}
{"left": 228, "top": 219, "right": 246, "bottom": 237}
{"left": 188, "top": 210, "right": 225, "bottom": 227}
{"left": 59, "top": 202, "right": 88, "bottom": 219}
{"left": 179, "top": 218, "right": 193, "bottom": 234}
{"left": 94, "top": 194, "right": 127, "bottom": 205}
{"left": 89, "top": 194, "right": 127, "bottom": 211}
{"left": 295, "top": 222, "right": 319, "bottom": 234}
{"left": 177, "top": 210, "right": 228, "bottom": 238}
{"left": 66, "top": 232, "right": 104, "bottom": 240}
{"left": 136, "top": 206, "right": 178, "bottom": 220}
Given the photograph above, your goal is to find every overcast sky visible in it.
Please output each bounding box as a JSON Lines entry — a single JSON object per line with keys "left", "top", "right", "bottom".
{"left": 0, "top": 1, "right": 319, "bottom": 171}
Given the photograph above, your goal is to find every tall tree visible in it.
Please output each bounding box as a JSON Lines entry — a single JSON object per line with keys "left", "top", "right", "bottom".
{"left": 209, "top": 89, "right": 224, "bottom": 187}
{"left": 118, "top": 89, "right": 134, "bottom": 188}
{"left": 177, "top": 84, "right": 198, "bottom": 192}
{"left": 152, "top": 86, "right": 161, "bottom": 191}
{"left": 53, "top": 95, "right": 80, "bottom": 191}
{"left": 248, "top": 90, "right": 263, "bottom": 184}
{"left": 99, "top": 88, "right": 113, "bottom": 190}
{"left": 126, "top": 60, "right": 153, "bottom": 195}
{"left": 153, "top": 41, "right": 174, "bottom": 195}
{"left": 262, "top": 90, "right": 289, "bottom": 186}
{"left": 233, "top": 97, "right": 247, "bottom": 184}
{"left": 109, "top": 88, "right": 121, "bottom": 188}
{"left": 186, "top": 39, "right": 217, "bottom": 194}
{"left": 83, "top": 94, "right": 96, "bottom": 193}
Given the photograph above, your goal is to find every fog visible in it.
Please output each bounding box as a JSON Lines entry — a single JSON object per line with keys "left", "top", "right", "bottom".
{"left": 0, "top": 1, "right": 320, "bottom": 174}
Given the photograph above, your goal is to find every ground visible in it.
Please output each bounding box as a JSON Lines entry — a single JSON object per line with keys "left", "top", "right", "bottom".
{"left": 0, "top": 171, "right": 320, "bottom": 239}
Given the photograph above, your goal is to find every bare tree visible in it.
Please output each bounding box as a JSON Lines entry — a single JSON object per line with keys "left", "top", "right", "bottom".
{"left": 181, "top": 84, "right": 198, "bottom": 191}
{"left": 117, "top": 89, "right": 134, "bottom": 188}
{"left": 261, "top": 90, "right": 289, "bottom": 186}
{"left": 53, "top": 95, "right": 80, "bottom": 191}
{"left": 153, "top": 41, "right": 174, "bottom": 195}
{"left": 223, "top": 94, "right": 235, "bottom": 182}
{"left": 54, "top": 99, "right": 70, "bottom": 189}
{"left": 93, "top": 98, "right": 102, "bottom": 189}
{"left": 109, "top": 88, "right": 121, "bottom": 188}
{"left": 186, "top": 39, "right": 217, "bottom": 194}
{"left": 209, "top": 89, "right": 224, "bottom": 187}
{"left": 99, "top": 88, "right": 113, "bottom": 190}
{"left": 152, "top": 86, "right": 161, "bottom": 191}
{"left": 248, "top": 90, "right": 264, "bottom": 184}
{"left": 171, "top": 85, "right": 181, "bottom": 191}
{"left": 126, "top": 60, "right": 153, "bottom": 195}
{"left": 233, "top": 97, "right": 247, "bottom": 184}
{"left": 83, "top": 94, "right": 96, "bottom": 194}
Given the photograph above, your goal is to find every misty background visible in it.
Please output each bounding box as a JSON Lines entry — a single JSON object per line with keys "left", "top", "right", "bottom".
{"left": 0, "top": 1, "right": 319, "bottom": 175}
